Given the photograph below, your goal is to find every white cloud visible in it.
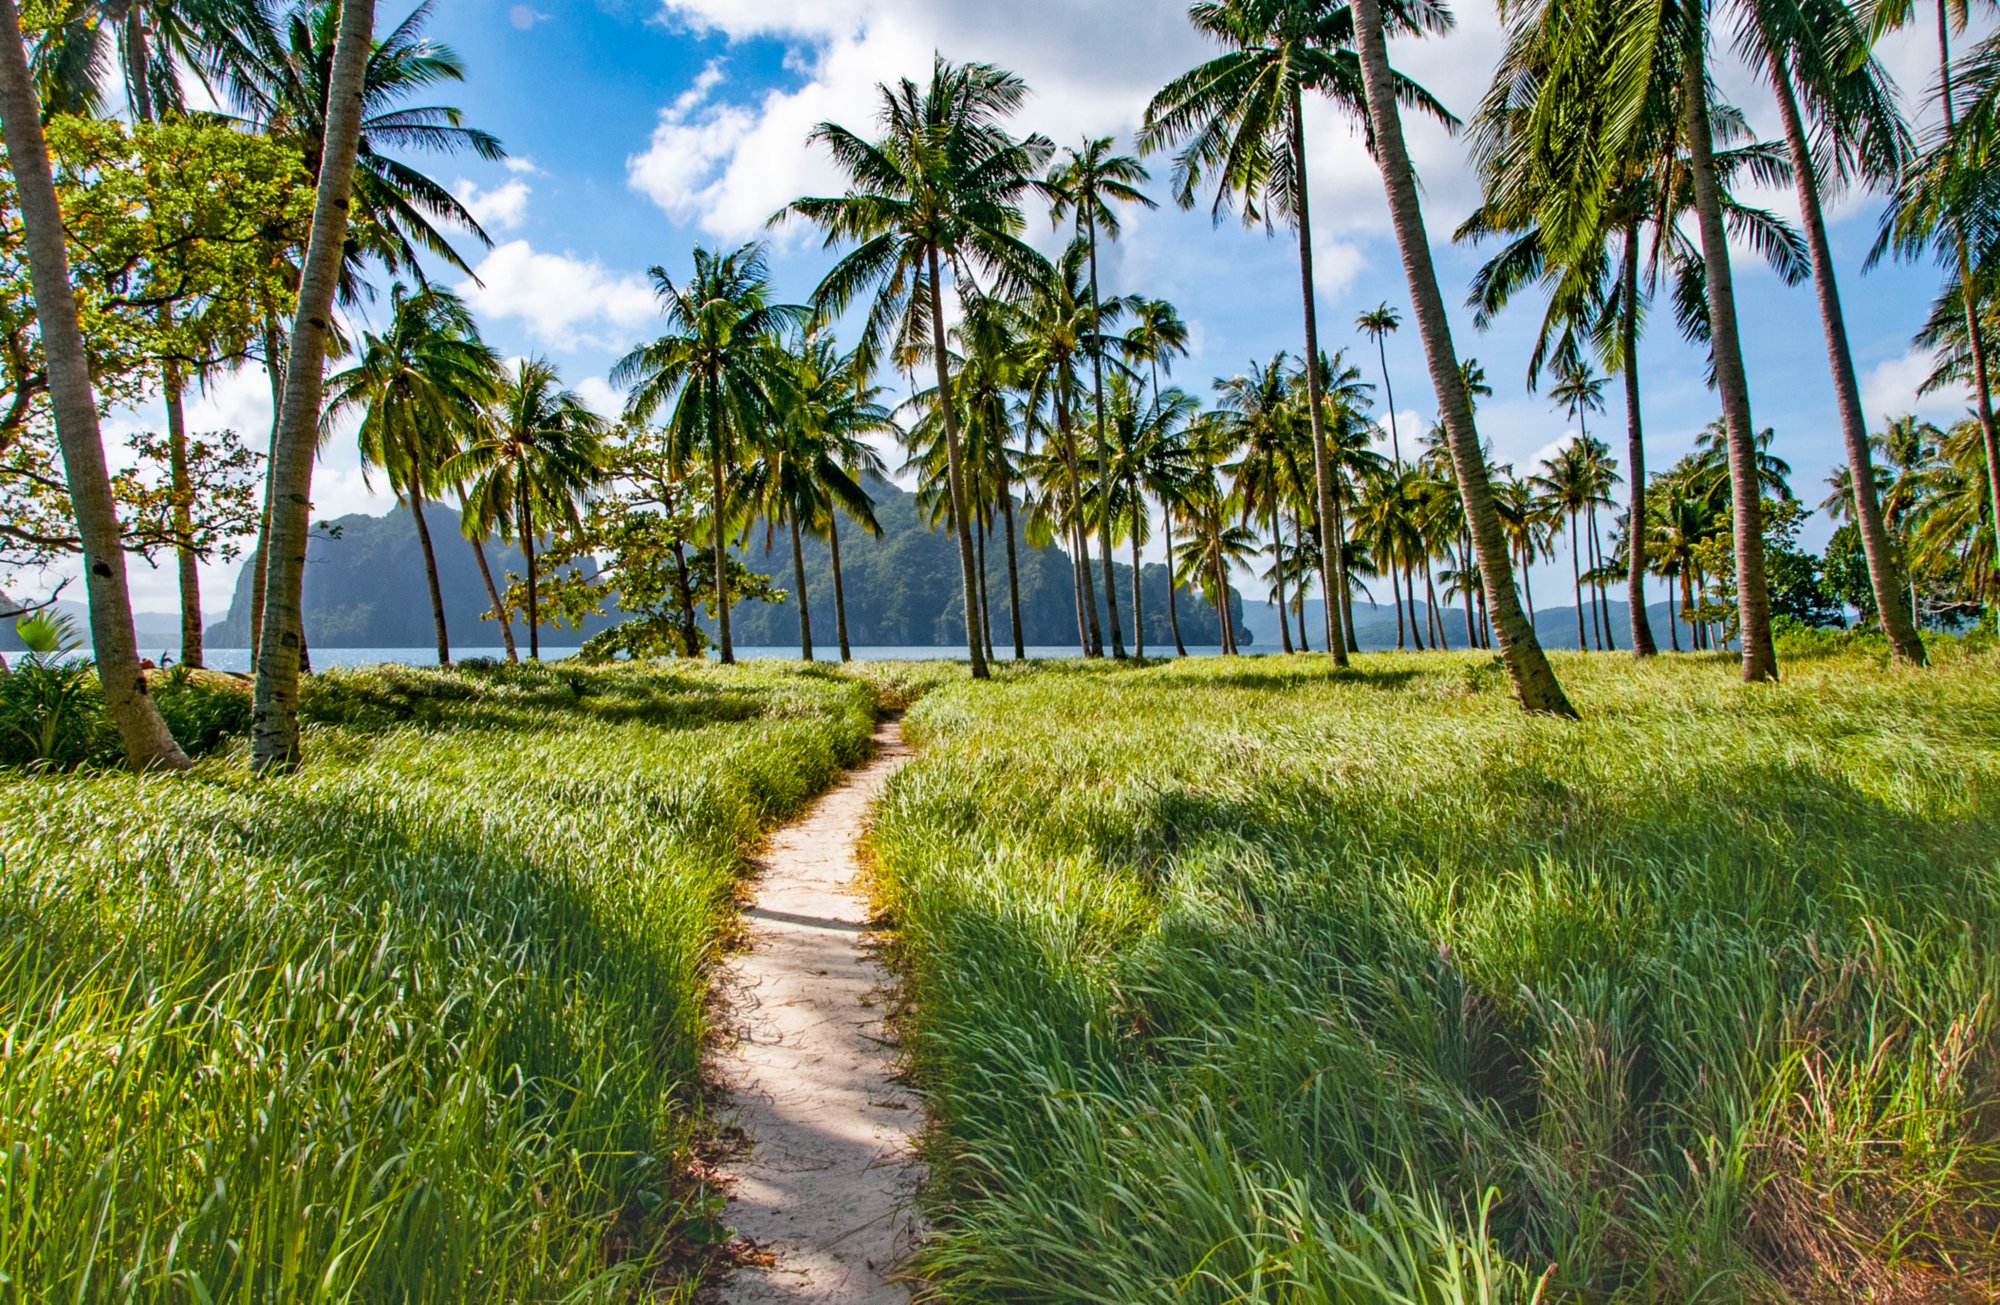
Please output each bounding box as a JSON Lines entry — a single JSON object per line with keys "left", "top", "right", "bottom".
{"left": 573, "top": 375, "right": 626, "bottom": 421}
{"left": 510, "top": 5, "right": 547, "bottom": 31}
{"left": 454, "top": 177, "right": 532, "bottom": 231}
{"left": 503, "top": 156, "right": 543, "bottom": 176}
{"left": 1861, "top": 346, "right": 1971, "bottom": 425}
{"left": 458, "top": 240, "right": 659, "bottom": 349}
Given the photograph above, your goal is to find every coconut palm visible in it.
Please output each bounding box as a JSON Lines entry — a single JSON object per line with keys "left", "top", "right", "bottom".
{"left": 1127, "top": 297, "right": 1193, "bottom": 419}
{"left": 1348, "top": 0, "right": 1576, "bottom": 713}
{"left": 778, "top": 57, "right": 1053, "bottom": 680}
{"left": 1048, "top": 137, "right": 1155, "bottom": 658}
{"left": 1218, "top": 354, "right": 1313, "bottom": 656}
{"left": 326, "top": 282, "right": 499, "bottom": 667}
{"left": 249, "top": 0, "right": 375, "bottom": 774}
{"left": 454, "top": 358, "right": 609, "bottom": 660}
{"left": 0, "top": 0, "right": 193, "bottom": 769}
{"left": 457, "top": 475, "right": 517, "bottom": 662}
{"left": 1355, "top": 302, "right": 1405, "bottom": 469}
{"left": 1144, "top": 0, "right": 1454, "bottom": 667}
{"left": 1535, "top": 439, "right": 1609, "bottom": 653}
{"left": 787, "top": 334, "right": 894, "bottom": 663}
{"left": 613, "top": 243, "right": 805, "bottom": 665}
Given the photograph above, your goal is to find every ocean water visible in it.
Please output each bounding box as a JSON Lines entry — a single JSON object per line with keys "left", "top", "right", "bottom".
{"left": 181, "top": 644, "right": 1232, "bottom": 673}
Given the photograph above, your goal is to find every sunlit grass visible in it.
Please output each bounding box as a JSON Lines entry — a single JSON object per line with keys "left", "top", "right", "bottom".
{"left": 871, "top": 645, "right": 2000, "bottom": 1301}
{"left": 0, "top": 658, "right": 876, "bottom": 1302}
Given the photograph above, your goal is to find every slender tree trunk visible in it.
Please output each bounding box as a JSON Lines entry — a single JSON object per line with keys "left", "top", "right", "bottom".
{"left": 1084, "top": 209, "right": 1125, "bottom": 659}
{"left": 165, "top": 365, "right": 205, "bottom": 668}
{"left": 1680, "top": 32, "right": 1777, "bottom": 682}
{"left": 829, "top": 515, "right": 853, "bottom": 661}
{"left": 1098, "top": 504, "right": 1124, "bottom": 657}
{"left": 249, "top": 323, "right": 284, "bottom": 657}
{"left": 409, "top": 486, "right": 451, "bottom": 666}
{"left": 710, "top": 442, "right": 732, "bottom": 664}
{"left": 1290, "top": 90, "right": 1351, "bottom": 668}
{"left": 1428, "top": 569, "right": 1450, "bottom": 650}
{"left": 1130, "top": 479, "right": 1146, "bottom": 657}
{"left": 522, "top": 489, "right": 542, "bottom": 661}
{"left": 926, "top": 246, "right": 989, "bottom": 678}
{"left": 1667, "top": 567, "right": 1682, "bottom": 650}
{"left": 1059, "top": 390, "right": 1100, "bottom": 656}
{"left": 1521, "top": 545, "right": 1536, "bottom": 626}
{"left": 999, "top": 487, "right": 1024, "bottom": 659}
{"left": 1210, "top": 538, "right": 1234, "bottom": 653}
{"left": 1393, "top": 566, "right": 1406, "bottom": 648}
{"left": 977, "top": 516, "right": 994, "bottom": 662}
{"left": 0, "top": 0, "right": 190, "bottom": 769}
{"left": 470, "top": 535, "right": 517, "bottom": 661}
{"left": 249, "top": 0, "right": 374, "bottom": 770}
{"left": 1406, "top": 567, "right": 1425, "bottom": 651}
{"left": 1763, "top": 61, "right": 1923, "bottom": 662}
{"left": 1377, "top": 334, "right": 1402, "bottom": 470}
{"left": 1570, "top": 513, "right": 1586, "bottom": 651}
{"left": 1352, "top": 0, "right": 1576, "bottom": 714}
{"left": 1619, "top": 223, "right": 1659, "bottom": 657}
{"left": 790, "top": 515, "right": 813, "bottom": 661}
{"left": 1273, "top": 503, "right": 1293, "bottom": 655}
{"left": 1586, "top": 504, "right": 1607, "bottom": 650}
{"left": 1343, "top": 562, "right": 1360, "bottom": 652}
{"left": 1459, "top": 535, "right": 1476, "bottom": 646}
{"left": 1683, "top": 568, "right": 1699, "bottom": 650}
{"left": 1165, "top": 510, "right": 1187, "bottom": 655}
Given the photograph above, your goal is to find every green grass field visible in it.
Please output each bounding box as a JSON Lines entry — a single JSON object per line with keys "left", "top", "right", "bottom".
{"left": 0, "top": 660, "right": 875, "bottom": 1302}
{"left": 870, "top": 646, "right": 2000, "bottom": 1301}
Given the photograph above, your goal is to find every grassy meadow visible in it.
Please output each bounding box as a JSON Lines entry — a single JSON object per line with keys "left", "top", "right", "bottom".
{"left": 869, "top": 644, "right": 2000, "bottom": 1301}
{"left": 0, "top": 659, "right": 875, "bottom": 1302}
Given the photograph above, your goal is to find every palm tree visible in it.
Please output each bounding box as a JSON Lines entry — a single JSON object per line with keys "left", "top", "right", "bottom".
{"left": 326, "top": 282, "right": 499, "bottom": 666}
{"left": 1144, "top": 0, "right": 1453, "bottom": 668}
{"left": 1353, "top": 469, "right": 1429, "bottom": 650}
{"left": 1494, "top": 471, "right": 1553, "bottom": 626}
{"left": 454, "top": 358, "right": 609, "bottom": 660}
{"left": 250, "top": 0, "right": 375, "bottom": 774}
{"left": 1127, "top": 297, "right": 1193, "bottom": 419}
{"left": 614, "top": 243, "right": 805, "bottom": 665}
{"left": 787, "top": 333, "right": 894, "bottom": 663}
{"left": 1355, "top": 302, "right": 1404, "bottom": 469}
{"left": 1535, "top": 440, "right": 1602, "bottom": 652}
{"left": 0, "top": 0, "right": 193, "bottom": 770}
{"left": 457, "top": 473, "right": 517, "bottom": 662}
{"left": 1349, "top": 0, "right": 1576, "bottom": 714}
{"left": 1123, "top": 385, "right": 1204, "bottom": 657}
{"left": 779, "top": 58, "right": 1052, "bottom": 680}
{"left": 1217, "top": 355, "right": 1310, "bottom": 655}
{"left": 1048, "top": 137, "right": 1155, "bottom": 659}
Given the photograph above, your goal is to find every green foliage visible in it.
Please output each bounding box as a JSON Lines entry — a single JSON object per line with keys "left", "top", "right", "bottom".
{"left": 0, "top": 660, "right": 875, "bottom": 1297}
{"left": 871, "top": 651, "right": 2000, "bottom": 1300}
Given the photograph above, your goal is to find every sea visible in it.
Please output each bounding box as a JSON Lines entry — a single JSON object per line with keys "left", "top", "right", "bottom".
{"left": 180, "top": 644, "right": 1233, "bottom": 672}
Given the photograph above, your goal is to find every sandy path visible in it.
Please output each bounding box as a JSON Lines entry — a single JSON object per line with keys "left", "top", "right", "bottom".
{"left": 717, "top": 715, "right": 920, "bottom": 1304}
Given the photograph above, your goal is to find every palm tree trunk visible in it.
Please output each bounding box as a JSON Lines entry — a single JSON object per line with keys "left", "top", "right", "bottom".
{"left": 790, "top": 515, "right": 813, "bottom": 661}
{"left": 1667, "top": 567, "right": 1682, "bottom": 650}
{"left": 829, "top": 514, "right": 853, "bottom": 661}
{"left": 1210, "top": 540, "right": 1234, "bottom": 653}
{"left": 1459, "top": 535, "right": 1476, "bottom": 646}
{"left": 1586, "top": 505, "right": 1606, "bottom": 650}
{"left": 1351, "top": 0, "right": 1575, "bottom": 715}
{"left": 1392, "top": 566, "right": 1406, "bottom": 648}
{"left": 1619, "top": 223, "right": 1659, "bottom": 657}
{"left": 1289, "top": 88, "right": 1351, "bottom": 668}
{"left": 977, "top": 516, "right": 994, "bottom": 662}
{"left": 1129, "top": 483, "right": 1146, "bottom": 658}
{"left": 1521, "top": 545, "right": 1536, "bottom": 626}
{"left": 925, "top": 246, "right": 989, "bottom": 678}
{"left": 1059, "top": 391, "right": 1099, "bottom": 656}
{"left": 249, "top": 0, "right": 375, "bottom": 770}
{"left": 1406, "top": 567, "right": 1425, "bottom": 651}
{"left": 470, "top": 535, "right": 517, "bottom": 661}
{"left": 999, "top": 487, "right": 1024, "bottom": 659}
{"left": 165, "top": 364, "right": 204, "bottom": 669}
{"left": 1570, "top": 513, "right": 1586, "bottom": 651}
{"left": 1377, "top": 334, "right": 1402, "bottom": 471}
{"left": 249, "top": 322, "right": 284, "bottom": 657}
{"left": 0, "top": 0, "right": 189, "bottom": 770}
{"left": 1084, "top": 208, "right": 1124, "bottom": 660}
{"left": 1427, "top": 569, "right": 1450, "bottom": 650}
{"left": 409, "top": 486, "right": 451, "bottom": 666}
{"left": 1680, "top": 31, "right": 1777, "bottom": 682}
{"left": 522, "top": 489, "right": 542, "bottom": 661}
{"left": 1273, "top": 503, "right": 1293, "bottom": 655}
{"left": 710, "top": 442, "right": 732, "bottom": 664}
{"left": 1764, "top": 60, "right": 1924, "bottom": 663}
{"left": 1165, "top": 511, "right": 1187, "bottom": 656}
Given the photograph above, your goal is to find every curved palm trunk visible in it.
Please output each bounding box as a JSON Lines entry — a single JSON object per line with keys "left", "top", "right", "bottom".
{"left": 408, "top": 486, "right": 451, "bottom": 666}
{"left": 0, "top": 0, "right": 189, "bottom": 770}
{"left": 1352, "top": 0, "right": 1575, "bottom": 714}
{"left": 1392, "top": 567, "right": 1405, "bottom": 648}
{"left": 1680, "top": 33, "right": 1776, "bottom": 682}
{"left": 1376, "top": 334, "right": 1403, "bottom": 470}
{"left": 1165, "top": 511, "right": 1187, "bottom": 656}
{"left": 1520, "top": 545, "right": 1536, "bottom": 625}
{"left": 1570, "top": 513, "right": 1586, "bottom": 651}
{"left": 166, "top": 366, "right": 204, "bottom": 668}
{"left": 1000, "top": 473, "right": 1024, "bottom": 659}
{"left": 1344, "top": 565, "right": 1360, "bottom": 653}
{"left": 829, "top": 514, "right": 853, "bottom": 662}
{"left": 790, "top": 515, "right": 813, "bottom": 661}
{"left": 1765, "top": 61, "right": 1924, "bottom": 662}
{"left": 926, "top": 247, "right": 989, "bottom": 678}
{"left": 1619, "top": 224, "right": 1659, "bottom": 657}
{"left": 250, "top": 0, "right": 375, "bottom": 770}
{"left": 1289, "top": 90, "right": 1351, "bottom": 668}
{"left": 470, "top": 535, "right": 518, "bottom": 661}
{"left": 522, "top": 489, "right": 543, "bottom": 661}
{"left": 1427, "top": 569, "right": 1450, "bottom": 650}
{"left": 710, "top": 442, "right": 732, "bottom": 665}
{"left": 1405, "top": 567, "right": 1425, "bottom": 651}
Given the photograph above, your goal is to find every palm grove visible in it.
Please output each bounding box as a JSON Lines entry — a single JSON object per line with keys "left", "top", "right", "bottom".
{"left": 5, "top": 0, "right": 2000, "bottom": 770}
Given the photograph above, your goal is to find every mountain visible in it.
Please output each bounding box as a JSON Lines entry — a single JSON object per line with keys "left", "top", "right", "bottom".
{"left": 1238, "top": 594, "right": 1711, "bottom": 652}
{"left": 0, "top": 594, "right": 186, "bottom": 655}
{"left": 725, "top": 476, "right": 1246, "bottom": 650}
{"left": 200, "top": 481, "right": 1251, "bottom": 652}
{"left": 205, "top": 506, "right": 617, "bottom": 649}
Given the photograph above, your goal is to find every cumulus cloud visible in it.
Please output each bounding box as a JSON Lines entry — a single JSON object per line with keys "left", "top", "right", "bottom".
{"left": 454, "top": 177, "right": 532, "bottom": 231}
{"left": 573, "top": 375, "right": 627, "bottom": 421}
{"left": 458, "top": 240, "right": 659, "bottom": 349}
{"left": 1861, "top": 346, "right": 1971, "bottom": 425}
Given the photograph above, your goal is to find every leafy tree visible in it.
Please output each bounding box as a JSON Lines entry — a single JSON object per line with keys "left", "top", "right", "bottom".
{"left": 780, "top": 57, "right": 1054, "bottom": 680}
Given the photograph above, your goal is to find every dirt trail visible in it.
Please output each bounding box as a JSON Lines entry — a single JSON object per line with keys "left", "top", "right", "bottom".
{"left": 717, "top": 715, "right": 920, "bottom": 1304}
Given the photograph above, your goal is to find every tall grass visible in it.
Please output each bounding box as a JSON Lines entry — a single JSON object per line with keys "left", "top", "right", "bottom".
{"left": 870, "top": 648, "right": 2000, "bottom": 1301}
{"left": 0, "top": 659, "right": 876, "bottom": 1302}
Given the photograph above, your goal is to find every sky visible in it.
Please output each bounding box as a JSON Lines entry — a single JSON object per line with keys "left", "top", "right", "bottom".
{"left": 62, "top": 0, "right": 1997, "bottom": 622}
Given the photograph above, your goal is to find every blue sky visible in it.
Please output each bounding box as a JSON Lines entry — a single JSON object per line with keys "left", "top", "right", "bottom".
{"left": 88, "top": 0, "right": 1991, "bottom": 618}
